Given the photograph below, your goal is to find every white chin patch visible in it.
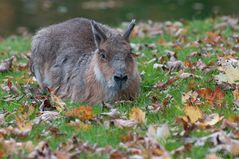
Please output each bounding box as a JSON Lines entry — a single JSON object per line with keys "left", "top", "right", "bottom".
{"left": 94, "top": 64, "right": 117, "bottom": 100}
{"left": 94, "top": 63, "right": 105, "bottom": 84}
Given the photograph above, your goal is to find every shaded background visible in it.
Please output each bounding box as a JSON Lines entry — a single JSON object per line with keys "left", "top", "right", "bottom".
{"left": 0, "top": 0, "right": 239, "bottom": 37}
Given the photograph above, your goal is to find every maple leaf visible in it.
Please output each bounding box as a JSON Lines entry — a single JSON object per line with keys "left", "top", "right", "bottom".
{"left": 197, "top": 86, "right": 225, "bottom": 106}
{"left": 215, "top": 62, "right": 239, "bottom": 84}
{"left": 184, "top": 105, "right": 203, "bottom": 123}
{"left": 204, "top": 32, "right": 222, "bottom": 45}
{"left": 129, "top": 107, "right": 146, "bottom": 124}
{"left": 65, "top": 106, "right": 95, "bottom": 120}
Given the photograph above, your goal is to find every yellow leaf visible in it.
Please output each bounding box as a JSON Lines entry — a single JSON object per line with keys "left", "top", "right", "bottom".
{"left": 215, "top": 63, "right": 239, "bottom": 84}
{"left": 51, "top": 94, "right": 66, "bottom": 112}
{"left": 233, "top": 87, "right": 239, "bottom": 101}
{"left": 15, "top": 114, "right": 32, "bottom": 132}
{"left": 184, "top": 105, "right": 203, "bottom": 123}
{"left": 129, "top": 107, "right": 146, "bottom": 124}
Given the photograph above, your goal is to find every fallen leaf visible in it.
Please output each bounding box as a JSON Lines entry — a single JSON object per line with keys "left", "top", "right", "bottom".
{"left": 184, "top": 105, "right": 203, "bottom": 123}
{"left": 215, "top": 62, "right": 239, "bottom": 84}
{"left": 65, "top": 106, "right": 95, "bottom": 120}
{"left": 197, "top": 86, "right": 225, "bottom": 106}
{"left": 204, "top": 32, "right": 222, "bottom": 45}
{"left": 182, "top": 90, "right": 199, "bottom": 104}
{"left": 147, "top": 124, "right": 170, "bottom": 141}
{"left": 0, "top": 56, "right": 14, "bottom": 72}
{"left": 205, "top": 153, "right": 222, "bottom": 159}
{"left": 68, "top": 119, "right": 91, "bottom": 130}
{"left": 15, "top": 114, "right": 32, "bottom": 133}
{"left": 170, "top": 143, "right": 192, "bottom": 156}
{"left": 101, "top": 109, "right": 121, "bottom": 119}
{"left": 197, "top": 113, "right": 223, "bottom": 128}
{"left": 51, "top": 94, "right": 66, "bottom": 112}
{"left": 114, "top": 119, "right": 138, "bottom": 128}
{"left": 233, "top": 86, "right": 239, "bottom": 101}
{"left": 33, "top": 111, "right": 60, "bottom": 124}
{"left": 221, "top": 115, "right": 239, "bottom": 129}
{"left": 129, "top": 107, "right": 146, "bottom": 124}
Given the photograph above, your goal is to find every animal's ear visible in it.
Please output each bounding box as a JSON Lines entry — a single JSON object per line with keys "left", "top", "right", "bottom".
{"left": 123, "top": 19, "right": 136, "bottom": 41}
{"left": 91, "top": 20, "right": 107, "bottom": 48}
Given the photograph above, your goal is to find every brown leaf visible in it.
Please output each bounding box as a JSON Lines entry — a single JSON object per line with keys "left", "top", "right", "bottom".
{"left": 15, "top": 114, "right": 32, "bottom": 133}
{"left": 204, "top": 32, "right": 222, "bottom": 45}
{"left": 197, "top": 86, "right": 225, "bottom": 106}
{"left": 0, "top": 56, "right": 14, "bottom": 72}
{"left": 51, "top": 94, "right": 66, "bottom": 112}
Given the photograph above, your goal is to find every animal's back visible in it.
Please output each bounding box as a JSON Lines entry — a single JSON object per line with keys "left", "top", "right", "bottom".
{"left": 31, "top": 18, "right": 99, "bottom": 91}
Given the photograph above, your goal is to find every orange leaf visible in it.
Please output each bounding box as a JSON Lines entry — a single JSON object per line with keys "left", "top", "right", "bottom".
{"left": 65, "top": 106, "right": 95, "bottom": 120}
{"left": 197, "top": 86, "right": 224, "bottom": 106}
{"left": 129, "top": 107, "right": 146, "bottom": 124}
{"left": 204, "top": 32, "right": 221, "bottom": 45}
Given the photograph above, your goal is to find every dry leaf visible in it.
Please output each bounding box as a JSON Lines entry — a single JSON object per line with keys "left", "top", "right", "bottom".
{"left": 182, "top": 90, "right": 199, "bottom": 104}
{"left": 129, "top": 107, "right": 146, "bottom": 124}
{"left": 68, "top": 119, "right": 91, "bottom": 130}
{"left": 114, "top": 119, "right": 138, "bottom": 128}
{"left": 147, "top": 124, "right": 170, "bottom": 141}
{"left": 51, "top": 94, "right": 66, "bottom": 112}
{"left": 197, "top": 86, "right": 225, "bottom": 106}
{"left": 33, "top": 111, "right": 60, "bottom": 124}
{"left": 197, "top": 113, "right": 223, "bottom": 127}
{"left": 0, "top": 56, "right": 14, "bottom": 72}
{"left": 205, "top": 153, "right": 222, "bottom": 159}
{"left": 65, "top": 106, "right": 95, "bottom": 120}
{"left": 184, "top": 105, "right": 203, "bottom": 123}
{"left": 215, "top": 62, "right": 239, "bottom": 84}
{"left": 15, "top": 114, "right": 32, "bottom": 133}
{"left": 101, "top": 109, "right": 121, "bottom": 119}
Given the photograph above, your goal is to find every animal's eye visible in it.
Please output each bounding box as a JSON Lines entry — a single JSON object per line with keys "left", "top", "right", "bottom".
{"left": 100, "top": 53, "right": 106, "bottom": 60}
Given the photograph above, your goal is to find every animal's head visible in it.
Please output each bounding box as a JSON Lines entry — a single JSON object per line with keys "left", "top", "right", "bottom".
{"left": 91, "top": 20, "right": 138, "bottom": 92}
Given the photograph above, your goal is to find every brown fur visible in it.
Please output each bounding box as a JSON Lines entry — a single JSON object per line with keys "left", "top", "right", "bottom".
{"left": 31, "top": 17, "right": 140, "bottom": 105}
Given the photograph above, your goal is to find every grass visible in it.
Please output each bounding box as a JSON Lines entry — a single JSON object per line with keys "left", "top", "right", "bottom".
{"left": 0, "top": 17, "right": 238, "bottom": 158}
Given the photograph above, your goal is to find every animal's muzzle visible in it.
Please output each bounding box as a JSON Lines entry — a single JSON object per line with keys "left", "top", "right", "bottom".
{"left": 114, "top": 74, "right": 128, "bottom": 89}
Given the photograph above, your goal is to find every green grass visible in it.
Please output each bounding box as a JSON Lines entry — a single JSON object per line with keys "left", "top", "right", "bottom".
{"left": 0, "top": 17, "right": 238, "bottom": 158}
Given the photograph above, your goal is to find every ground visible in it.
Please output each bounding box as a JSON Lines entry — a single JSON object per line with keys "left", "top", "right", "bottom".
{"left": 0, "top": 17, "right": 239, "bottom": 159}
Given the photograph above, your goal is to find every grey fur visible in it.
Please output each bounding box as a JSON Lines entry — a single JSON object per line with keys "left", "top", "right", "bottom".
{"left": 30, "top": 17, "right": 140, "bottom": 104}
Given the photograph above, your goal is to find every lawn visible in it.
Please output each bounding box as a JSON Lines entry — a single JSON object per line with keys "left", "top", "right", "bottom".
{"left": 0, "top": 17, "right": 239, "bottom": 159}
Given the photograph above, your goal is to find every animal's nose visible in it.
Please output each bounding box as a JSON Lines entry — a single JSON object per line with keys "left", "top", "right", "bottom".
{"left": 114, "top": 74, "right": 128, "bottom": 82}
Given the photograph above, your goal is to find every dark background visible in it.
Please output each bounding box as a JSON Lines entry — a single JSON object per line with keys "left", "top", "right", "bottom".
{"left": 0, "top": 0, "right": 239, "bottom": 37}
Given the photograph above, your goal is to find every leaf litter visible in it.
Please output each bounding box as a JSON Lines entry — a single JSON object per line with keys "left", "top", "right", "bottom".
{"left": 1, "top": 16, "right": 239, "bottom": 158}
